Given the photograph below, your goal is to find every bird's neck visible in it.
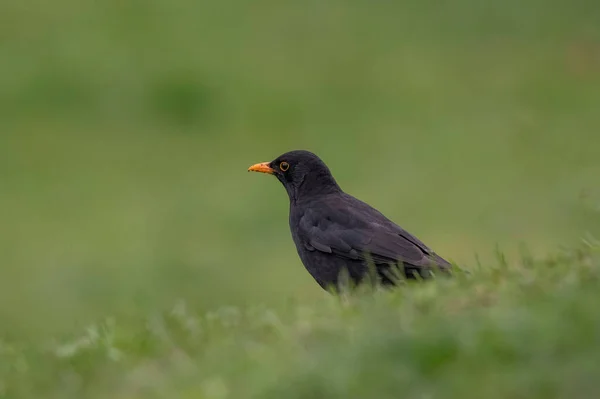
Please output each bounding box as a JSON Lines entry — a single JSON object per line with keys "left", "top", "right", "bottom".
{"left": 289, "top": 173, "right": 341, "bottom": 203}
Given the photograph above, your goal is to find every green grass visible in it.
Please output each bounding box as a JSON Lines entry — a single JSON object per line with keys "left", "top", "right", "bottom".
{"left": 1, "top": 0, "right": 600, "bottom": 397}
{"left": 2, "top": 241, "right": 600, "bottom": 398}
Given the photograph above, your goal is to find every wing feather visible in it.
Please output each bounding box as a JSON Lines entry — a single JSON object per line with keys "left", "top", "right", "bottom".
{"left": 299, "top": 203, "right": 432, "bottom": 267}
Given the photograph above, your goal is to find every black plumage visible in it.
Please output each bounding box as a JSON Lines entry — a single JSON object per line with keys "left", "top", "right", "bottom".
{"left": 248, "top": 150, "right": 452, "bottom": 290}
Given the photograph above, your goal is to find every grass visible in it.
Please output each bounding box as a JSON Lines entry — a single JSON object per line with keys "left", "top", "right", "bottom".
{"left": 2, "top": 0, "right": 600, "bottom": 397}
{"left": 2, "top": 240, "right": 600, "bottom": 398}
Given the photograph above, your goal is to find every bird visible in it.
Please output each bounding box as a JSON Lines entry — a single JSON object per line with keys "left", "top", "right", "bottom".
{"left": 248, "top": 150, "right": 452, "bottom": 291}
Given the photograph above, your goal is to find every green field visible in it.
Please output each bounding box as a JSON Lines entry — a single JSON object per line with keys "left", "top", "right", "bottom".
{"left": 2, "top": 0, "right": 600, "bottom": 397}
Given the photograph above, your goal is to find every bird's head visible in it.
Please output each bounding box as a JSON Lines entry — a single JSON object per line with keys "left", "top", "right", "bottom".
{"left": 248, "top": 150, "right": 341, "bottom": 202}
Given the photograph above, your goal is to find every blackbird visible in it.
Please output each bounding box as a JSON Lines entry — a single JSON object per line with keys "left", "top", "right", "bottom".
{"left": 248, "top": 150, "right": 452, "bottom": 290}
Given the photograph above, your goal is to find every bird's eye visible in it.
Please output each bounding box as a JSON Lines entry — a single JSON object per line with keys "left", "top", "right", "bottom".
{"left": 280, "top": 161, "right": 289, "bottom": 171}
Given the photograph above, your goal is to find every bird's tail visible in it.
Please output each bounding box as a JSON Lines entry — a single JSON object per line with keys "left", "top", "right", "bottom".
{"left": 428, "top": 253, "right": 455, "bottom": 276}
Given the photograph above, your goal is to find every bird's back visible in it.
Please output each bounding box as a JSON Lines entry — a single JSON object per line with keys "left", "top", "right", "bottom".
{"left": 289, "top": 191, "right": 451, "bottom": 288}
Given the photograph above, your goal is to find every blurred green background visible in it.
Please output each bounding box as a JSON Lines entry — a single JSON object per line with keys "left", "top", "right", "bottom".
{"left": 1, "top": 0, "right": 600, "bottom": 339}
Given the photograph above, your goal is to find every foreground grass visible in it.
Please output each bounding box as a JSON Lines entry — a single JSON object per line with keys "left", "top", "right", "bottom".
{"left": 2, "top": 240, "right": 599, "bottom": 399}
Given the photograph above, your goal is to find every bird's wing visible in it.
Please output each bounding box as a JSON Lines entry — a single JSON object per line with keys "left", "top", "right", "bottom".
{"left": 298, "top": 199, "right": 443, "bottom": 268}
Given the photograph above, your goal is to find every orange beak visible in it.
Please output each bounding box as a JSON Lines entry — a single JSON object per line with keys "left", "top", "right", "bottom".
{"left": 248, "top": 162, "right": 275, "bottom": 174}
